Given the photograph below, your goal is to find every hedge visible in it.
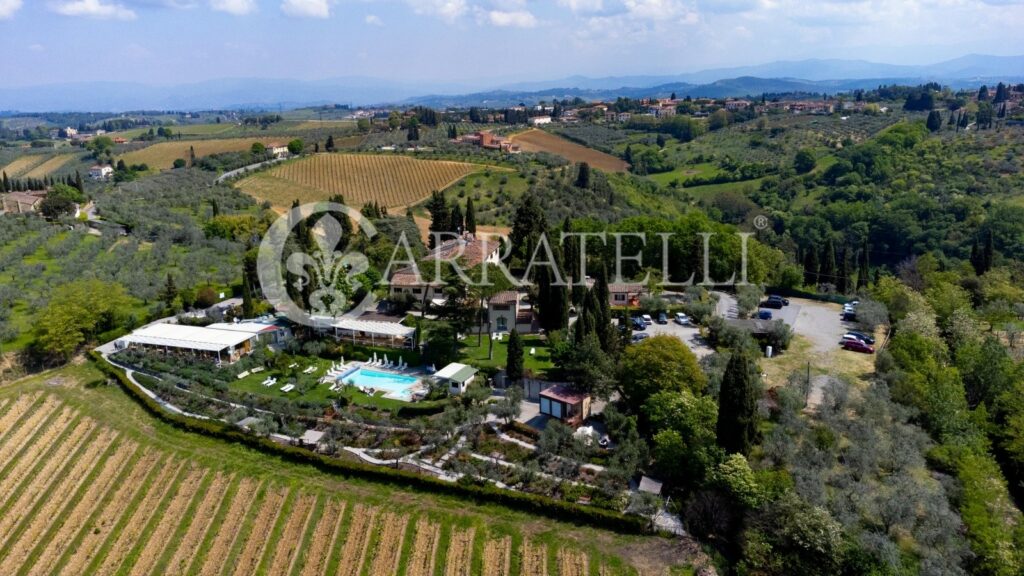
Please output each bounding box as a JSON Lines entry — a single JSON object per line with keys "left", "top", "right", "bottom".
{"left": 90, "top": 351, "right": 649, "bottom": 535}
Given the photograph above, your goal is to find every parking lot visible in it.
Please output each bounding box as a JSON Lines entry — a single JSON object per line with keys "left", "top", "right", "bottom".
{"left": 640, "top": 318, "right": 713, "bottom": 358}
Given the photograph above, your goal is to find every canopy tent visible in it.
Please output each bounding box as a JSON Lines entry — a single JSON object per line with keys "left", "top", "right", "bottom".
{"left": 313, "top": 316, "right": 416, "bottom": 349}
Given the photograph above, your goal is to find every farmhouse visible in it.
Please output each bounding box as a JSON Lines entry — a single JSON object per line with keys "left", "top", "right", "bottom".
{"left": 486, "top": 291, "right": 537, "bottom": 334}
{"left": 265, "top": 143, "right": 290, "bottom": 158}
{"left": 89, "top": 165, "right": 114, "bottom": 181}
{"left": 608, "top": 283, "right": 649, "bottom": 307}
{"left": 434, "top": 362, "right": 479, "bottom": 395}
{"left": 455, "top": 131, "right": 520, "bottom": 153}
{"left": 528, "top": 116, "right": 553, "bottom": 126}
{"left": 539, "top": 385, "right": 591, "bottom": 428}
{"left": 115, "top": 323, "right": 258, "bottom": 364}
{"left": 389, "top": 232, "right": 503, "bottom": 303}
{"left": 1, "top": 191, "right": 45, "bottom": 215}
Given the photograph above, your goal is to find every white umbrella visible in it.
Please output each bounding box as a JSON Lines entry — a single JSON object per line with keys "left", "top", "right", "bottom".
{"left": 373, "top": 352, "right": 378, "bottom": 363}
{"left": 384, "top": 354, "right": 390, "bottom": 367}
{"left": 340, "top": 356, "right": 345, "bottom": 366}
{"left": 398, "top": 356, "right": 404, "bottom": 369}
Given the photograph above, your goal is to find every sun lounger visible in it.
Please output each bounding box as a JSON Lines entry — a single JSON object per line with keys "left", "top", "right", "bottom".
{"left": 237, "top": 370, "right": 250, "bottom": 380}
{"left": 288, "top": 363, "right": 298, "bottom": 369}
{"left": 280, "top": 384, "right": 295, "bottom": 392}
{"left": 250, "top": 367, "right": 264, "bottom": 374}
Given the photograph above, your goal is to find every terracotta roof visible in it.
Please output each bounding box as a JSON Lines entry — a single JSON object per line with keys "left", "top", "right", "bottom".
{"left": 608, "top": 283, "right": 647, "bottom": 293}
{"left": 426, "top": 235, "right": 500, "bottom": 269}
{"left": 490, "top": 291, "right": 520, "bottom": 305}
{"left": 540, "top": 385, "right": 589, "bottom": 404}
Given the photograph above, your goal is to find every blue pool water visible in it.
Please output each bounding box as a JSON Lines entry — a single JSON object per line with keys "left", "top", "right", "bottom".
{"left": 340, "top": 368, "right": 420, "bottom": 400}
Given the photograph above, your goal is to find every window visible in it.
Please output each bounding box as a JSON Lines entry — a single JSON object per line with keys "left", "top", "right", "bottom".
{"left": 413, "top": 288, "right": 422, "bottom": 295}
{"left": 496, "top": 316, "right": 508, "bottom": 331}
{"left": 614, "top": 294, "right": 626, "bottom": 302}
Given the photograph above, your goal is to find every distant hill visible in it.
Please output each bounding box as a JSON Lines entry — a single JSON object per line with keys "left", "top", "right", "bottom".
{"left": 1, "top": 55, "right": 1021, "bottom": 112}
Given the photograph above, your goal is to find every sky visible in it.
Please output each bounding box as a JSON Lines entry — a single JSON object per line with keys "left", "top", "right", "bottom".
{"left": 1, "top": 0, "right": 1023, "bottom": 88}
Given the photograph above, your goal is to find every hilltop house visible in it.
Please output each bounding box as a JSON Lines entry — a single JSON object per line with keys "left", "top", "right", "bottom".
{"left": 89, "top": 165, "right": 114, "bottom": 181}
{"left": 1, "top": 191, "right": 45, "bottom": 215}
{"left": 455, "top": 131, "right": 520, "bottom": 153}
{"left": 389, "top": 232, "right": 503, "bottom": 304}
{"left": 528, "top": 116, "right": 552, "bottom": 126}
{"left": 265, "top": 143, "right": 290, "bottom": 158}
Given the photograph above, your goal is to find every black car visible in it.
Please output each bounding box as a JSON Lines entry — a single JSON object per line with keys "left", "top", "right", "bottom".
{"left": 656, "top": 312, "right": 668, "bottom": 324}
{"left": 761, "top": 298, "right": 784, "bottom": 309}
{"left": 632, "top": 317, "right": 647, "bottom": 331}
{"left": 768, "top": 295, "right": 790, "bottom": 306}
{"left": 846, "top": 331, "right": 875, "bottom": 345}
{"left": 841, "top": 311, "right": 857, "bottom": 322}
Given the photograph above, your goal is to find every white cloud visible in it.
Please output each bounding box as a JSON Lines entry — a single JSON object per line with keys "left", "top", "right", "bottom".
{"left": 486, "top": 9, "right": 537, "bottom": 27}
{"left": 557, "top": 0, "right": 603, "bottom": 11}
{"left": 51, "top": 0, "right": 137, "bottom": 19}
{"left": 409, "top": 0, "right": 467, "bottom": 23}
{"left": 281, "top": 0, "right": 331, "bottom": 18}
{"left": 0, "top": 0, "right": 22, "bottom": 19}
{"left": 28, "top": 43, "right": 45, "bottom": 51}
{"left": 365, "top": 13, "right": 382, "bottom": 25}
{"left": 623, "top": 0, "right": 694, "bottom": 20}
{"left": 210, "top": 0, "right": 255, "bottom": 14}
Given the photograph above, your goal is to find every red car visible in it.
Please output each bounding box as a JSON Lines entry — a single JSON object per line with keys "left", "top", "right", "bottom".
{"left": 842, "top": 339, "right": 875, "bottom": 354}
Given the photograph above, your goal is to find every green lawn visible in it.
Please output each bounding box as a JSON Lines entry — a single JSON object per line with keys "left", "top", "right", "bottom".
{"left": 230, "top": 356, "right": 337, "bottom": 403}
{"left": 646, "top": 162, "right": 720, "bottom": 186}
{"left": 458, "top": 333, "right": 553, "bottom": 376}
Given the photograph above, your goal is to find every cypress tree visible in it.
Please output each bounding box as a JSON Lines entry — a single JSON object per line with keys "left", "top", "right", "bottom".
{"left": 837, "top": 249, "right": 850, "bottom": 294}
{"left": 983, "top": 230, "right": 995, "bottom": 274}
{"left": 820, "top": 238, "right": 836, "bottom": 287}
{"left": 506, "top": 329, "right": 524, "bottom": 383}
{"left": 449, "top": 203, "right": 463, "bottom": 234}
{"left": 464, "top": 197, "right": 476, "bottom": 234}
{"left": 804, "top": 249, "right": 819, "bottom": 287}
{"left": 162, "top": 273, "right": 178, "bottom": 311}
{"left": 857, "top": 242, "right": 870, "bottom": 289}
{"left": 574, "top": 162, "right": 591, "bottom": 189}
{"left": 326, "top": 135, "right": 335, "bottom": 152}
{"left": 716, "top": 347, "right": 760, "bottom": 456}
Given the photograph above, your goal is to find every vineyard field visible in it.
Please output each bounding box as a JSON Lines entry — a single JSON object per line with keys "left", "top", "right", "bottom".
{"left": 510, "top": 129, "right": 629, "bottom": 173}
{"left": 0, "top": 367, "right": 663, "bottom": 575}
{"left": 118, "top": 138, "right": 293, "bottom": 170}
{"left": 0, "top": 155, "right": 48, "bottom": 178}
{"left": 21, "top": 154, "right": 77, "bottom": 179}
{"left": 235, "top": 153, "right": 489, "bottom": 210}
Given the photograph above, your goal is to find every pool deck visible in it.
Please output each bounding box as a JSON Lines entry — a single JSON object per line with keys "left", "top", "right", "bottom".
{"left": 326, "top": 362, "right": 428, "bottom": 402}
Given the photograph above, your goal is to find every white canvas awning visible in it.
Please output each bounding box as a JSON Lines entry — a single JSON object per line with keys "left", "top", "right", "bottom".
{"left": 120, "top": 323, "right": 256, "bottom": 352}
{"left": 319, "top": 317, "right": 415, "bottom": 338}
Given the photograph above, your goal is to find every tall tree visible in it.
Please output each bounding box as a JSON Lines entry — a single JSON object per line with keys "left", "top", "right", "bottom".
{"left": 325, "top": 134, "right": 335, "bottom": 152}
{"left": 506, "top": 328, "right": 524, "bottom": 384}
{"left": 716, "top": 347, "right": 761, "bottom": 456}
{"left": 857, "top": 242, "right": 870, "bottom": 290}
{"left": 837, "top": 249, "right": 850, "bottom": 294}
{"left": 464, "top": 197, "right": 477, "bottom": 234}
{"left": 449, "top": 203, "right": 464, "bottom": 234}
{"left": 819, "top": 238, "right": 836, "bottom": 287}
{"left": 574, "top": 162, "right": 591, "bottom": 189}
{"left": 161, "top": 273, "right": 178, "bottom": 311}
{"left": 926, "top": 110, "right": 943, "bottom": 132}
{"left": 803, "top": 249, "right": 819, "bottom": 287}
{"left": 426, "top": 191, "right": 450, "bottom": 249}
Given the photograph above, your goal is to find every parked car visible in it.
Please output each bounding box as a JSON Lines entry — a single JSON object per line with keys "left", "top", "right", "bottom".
{"left": 842, "top": 339, "right": 875, "bottom": 354}
{"left": 756, "top": 309, "right": 773, "bottom": 320}
{"left": 845, "top": 331, "right": 875, "bottom": 345}
{"left": 631, "top": 332, "right": 650, "bottom": 343}
{"left": 641, "top": 314, "right": 653, "bottom": 325}
{"left": 656, "top": 312, "right": 668, "bottom": 324}
{"left": 761, "top": 298, "right": 784, "bottom": 309}
{"left": 768, "top": 295, "right": 790, "bottom": 306}
{"left": 632, "top": 317, "right": 647, "bottom": 331}
{"left": 841, "top": 311, "right": 857, "bottom": 322}
{"left": 674, "top": 312, "right": 691, "bottom": 326}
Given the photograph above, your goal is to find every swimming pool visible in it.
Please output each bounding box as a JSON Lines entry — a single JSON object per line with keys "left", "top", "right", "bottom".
{"left": 340, "top": 368, "right": 420, "bottom": 401}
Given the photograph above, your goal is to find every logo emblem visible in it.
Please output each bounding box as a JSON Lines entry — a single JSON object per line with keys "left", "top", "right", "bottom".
{"left": 257, "top": 202, "right": 377, "bottom": 326}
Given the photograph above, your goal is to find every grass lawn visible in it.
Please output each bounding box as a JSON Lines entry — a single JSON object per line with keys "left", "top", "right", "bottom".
{"left": 458, "top": 333, "right": 554, "bottom": 376}
{"left": 230, "top": 356, "right": 337, "bottom": 403}
{"left": 646, "top": 162, "right": 720, "bottom": 186}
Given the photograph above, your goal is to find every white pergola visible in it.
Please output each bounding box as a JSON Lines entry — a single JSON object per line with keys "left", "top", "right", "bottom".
{"left": 313, "top": 317, "right": 416, "bottom": 349}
